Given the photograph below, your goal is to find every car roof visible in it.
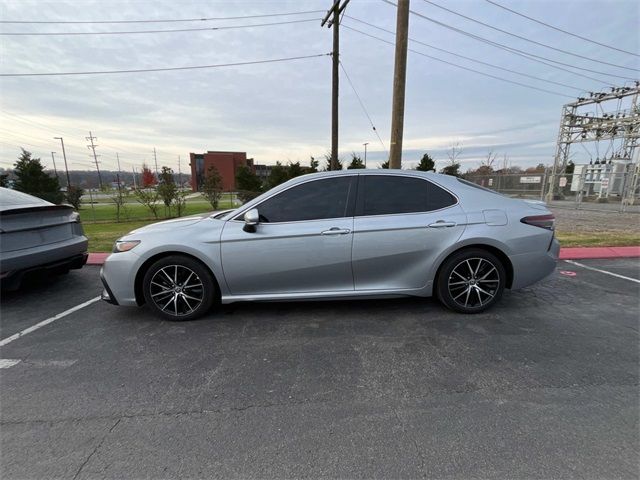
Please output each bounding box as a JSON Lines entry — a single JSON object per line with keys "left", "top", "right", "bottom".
{"left": 283, "top": 169, "right": 460, "bottom": 188}
{"left": 0, "top": 187, "right": 54, "bottom": 211}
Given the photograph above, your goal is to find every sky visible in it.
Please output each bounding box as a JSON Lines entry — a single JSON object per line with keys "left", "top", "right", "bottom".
{"left": 0, "top": 0, "right": 638, "bottom": 174}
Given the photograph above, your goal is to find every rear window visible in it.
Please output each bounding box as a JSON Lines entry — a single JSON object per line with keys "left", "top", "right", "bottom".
{"left": 456, "top": 178, "right": 507, "bottom": 197}
{"left": 357, "top": 176, "right": 457, "bottom": 216}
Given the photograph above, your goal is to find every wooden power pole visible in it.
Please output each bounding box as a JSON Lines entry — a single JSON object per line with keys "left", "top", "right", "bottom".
{"left": 389, "top": 0, "right": 410, "bottom": 169}
{"left": 322, "top": 0, "right": 350, "bottom": 171}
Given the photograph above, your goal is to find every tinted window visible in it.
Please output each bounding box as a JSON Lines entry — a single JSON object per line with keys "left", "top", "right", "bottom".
{"left": 257, "top": 177, "right": 354, "bottom": 223}
{"left": 359, "top": 176, "right": 456, "bottom": 216}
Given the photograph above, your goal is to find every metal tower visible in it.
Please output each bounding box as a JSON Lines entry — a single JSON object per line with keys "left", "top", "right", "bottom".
{"left": 547, "top": 82, "right": 640, "bottom": 204}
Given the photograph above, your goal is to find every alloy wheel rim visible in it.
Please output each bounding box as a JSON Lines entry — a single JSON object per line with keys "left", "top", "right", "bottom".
{"left": 149, "top": 265, "right": 204, "bottom": 316}
{"left": 448, "top": 257, "right": 500, "bottom": 309}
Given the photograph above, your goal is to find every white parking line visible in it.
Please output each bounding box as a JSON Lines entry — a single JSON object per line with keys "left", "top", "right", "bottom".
{"left": 0, "top": 359, "right": 21, "bottom": 369}
{"left": 564, "top": 260, "right": 640, "bottom": 284}
{"left": 0, "top": 296, "right": 101, "bottom": 347}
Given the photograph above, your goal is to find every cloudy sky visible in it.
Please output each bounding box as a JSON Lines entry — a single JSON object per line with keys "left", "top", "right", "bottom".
{"left": 1, "top": 0, "right": 638, "bottom": 174}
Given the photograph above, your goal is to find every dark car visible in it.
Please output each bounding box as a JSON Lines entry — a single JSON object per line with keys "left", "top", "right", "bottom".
{"left": 0, "top": 187, "right": 88, "bottom": 289}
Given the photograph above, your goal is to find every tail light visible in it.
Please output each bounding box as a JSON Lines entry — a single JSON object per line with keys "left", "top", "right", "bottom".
{"left": 521, "top": 214, "right": 555, "bottom": 230}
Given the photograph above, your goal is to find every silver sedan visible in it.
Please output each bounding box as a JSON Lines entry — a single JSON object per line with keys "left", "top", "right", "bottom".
{"left": 101, "top": 170, "right": 559, "bottom": 320}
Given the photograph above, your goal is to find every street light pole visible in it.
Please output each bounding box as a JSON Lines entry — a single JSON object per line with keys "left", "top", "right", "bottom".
{"left": 54, "top": 137, "right": 71, "bottom": 188}
{"left": 50, "top": 151, "right": 59, "bottom": 180}
{"left": 363, "top": 142, "right": 369, "bottom": 167}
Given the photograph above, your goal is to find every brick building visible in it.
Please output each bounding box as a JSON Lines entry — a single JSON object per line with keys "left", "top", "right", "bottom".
{"left": 189, "top": 151, "right": 254, "bottom": 192}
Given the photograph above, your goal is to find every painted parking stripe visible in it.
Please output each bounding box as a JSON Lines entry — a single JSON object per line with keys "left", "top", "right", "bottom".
{"left": 564, "top": 260, "right": 640, "bottom": 284}
{"left": 0, "top": 359, "right": 21, "bottom": 369}
{"left": 0, "top": 296, "right": 100, "bottom": 347}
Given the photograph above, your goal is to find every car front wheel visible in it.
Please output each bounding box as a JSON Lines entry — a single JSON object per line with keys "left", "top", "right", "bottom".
{"left": 142, "top": 255, "right": 216, "bottom": 321}
{"left": 437, "top": 249, "right": 506, "bottom": 314}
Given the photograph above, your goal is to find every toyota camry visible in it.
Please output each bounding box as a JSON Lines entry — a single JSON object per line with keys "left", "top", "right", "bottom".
{"left": 100, "top": 170, "right": 559, "bottom": 320}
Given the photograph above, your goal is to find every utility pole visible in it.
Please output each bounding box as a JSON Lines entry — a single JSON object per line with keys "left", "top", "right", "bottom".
{"left": 86, "top": 131, "right": 103, "bottom": 189}
{"left": 54, "top": 137, "right": 71, "bottom": 188}
{"left": 50, "top": 151, "right": 59, "bottom": 180}
{"left": 132, "top": 165, "right": 138, "bottom": 189}
{"left": 116, "top": 153, "right": 123, "bottom": 192}
{"left": 389, "top": 0, "right": 410, "bottom": 169}
{"left": 363, "top": 142, "right": 369, "bottom": 167}
{"left": 178, "top": 155, "right": 182, "bottom": 188}
{"left": 153, "top": 147, "right": 159, "bottom": 176}
{"left": 322, "top": 0, "right": 350, "bottom": 171}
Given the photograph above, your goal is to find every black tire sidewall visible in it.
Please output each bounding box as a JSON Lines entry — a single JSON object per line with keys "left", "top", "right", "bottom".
{"left": 437, "top": 249, "right": 506, "bottom": 314}
{"left": 142, "top": 255, "right": 216, "bottom": 321}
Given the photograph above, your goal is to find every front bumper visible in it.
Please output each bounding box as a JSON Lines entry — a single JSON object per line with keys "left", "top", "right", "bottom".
{"left": 100, "top": 268, "right": 118, "bottom": 305}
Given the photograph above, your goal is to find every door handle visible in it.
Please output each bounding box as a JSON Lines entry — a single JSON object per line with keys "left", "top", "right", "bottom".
{"left": 321, "top": 227, "right": 351, "bottom": 235}
{"left": 428, "top": 221, "right": 457, "bottom": 228}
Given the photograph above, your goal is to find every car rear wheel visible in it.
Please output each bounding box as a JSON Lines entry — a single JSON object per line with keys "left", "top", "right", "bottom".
{"left": 437, "top": 249, "right": 505, "bottom": 314}
{"left": 142, "top": 255, "right": 216, "bottom": 321}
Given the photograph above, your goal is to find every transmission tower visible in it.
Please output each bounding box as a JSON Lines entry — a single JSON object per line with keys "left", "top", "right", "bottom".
{"left": 547, "top": 82, "right": 640, "bottom": 204}
{"left": 86, "top": 131, "right": 103, "bottom": 189}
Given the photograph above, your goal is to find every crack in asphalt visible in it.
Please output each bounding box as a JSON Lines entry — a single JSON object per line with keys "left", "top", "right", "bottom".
{"left": 72, "top": 417, "right": 121, "bottom": 480}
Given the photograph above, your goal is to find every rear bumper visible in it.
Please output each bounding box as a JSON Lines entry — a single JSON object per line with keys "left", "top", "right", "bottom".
{"left": 0, "top": 252, "right": 88, "bottom": 289}
{"left": 1, "top": 236, "right": 88, "bottom": 275}
{"left": 509, "top": 237, "right": 560, "bottom": 290}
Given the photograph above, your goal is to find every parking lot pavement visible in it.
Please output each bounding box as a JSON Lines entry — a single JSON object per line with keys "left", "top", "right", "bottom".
{"left": 1, "top": 259, "right": 638, "bottom": 479}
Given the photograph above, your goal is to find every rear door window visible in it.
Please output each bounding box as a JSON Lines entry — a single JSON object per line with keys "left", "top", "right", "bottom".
{"left": 357, "top": 175, "right": 456, "bottom": 216}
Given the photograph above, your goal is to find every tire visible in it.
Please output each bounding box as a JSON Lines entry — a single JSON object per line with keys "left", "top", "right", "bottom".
{"left": 142, "top": 255, "right": 217, "bottom": 321}
{"left": 436, "top": 248, "right": 506, "bottom": 314}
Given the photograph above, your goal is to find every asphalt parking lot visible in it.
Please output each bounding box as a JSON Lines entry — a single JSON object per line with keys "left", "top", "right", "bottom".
{"left": 1, "top": 259, "right": 639, "bottom": 479}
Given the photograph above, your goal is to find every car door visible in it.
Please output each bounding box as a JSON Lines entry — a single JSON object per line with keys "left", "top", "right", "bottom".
{"left": 352, "top": 174, "right": 467, "bottom": 291}
{"left": 220, "top": 175, "right": 357, "bottom": 296}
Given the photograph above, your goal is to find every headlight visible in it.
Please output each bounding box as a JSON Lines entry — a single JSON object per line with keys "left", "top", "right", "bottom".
{"left": 113, "top": 240, "right": 141, "bottom": 253}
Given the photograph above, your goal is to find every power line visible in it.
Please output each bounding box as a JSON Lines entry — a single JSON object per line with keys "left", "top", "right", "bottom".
{"left": 343, "top": 25, "right": 574, "bottom": 98}
{"left": 338, "top": 60, "right": 388, "bottom": 155}
{"left": 484, "top": 0, "right": 639, "bottom": 57}
{"left": 0, "top": 18, "right": 319, "bottom": 36}
{"left": 345, "top": 16, "right": 587, "bottom": 92}
{"left": 0, "top": 53, "right": 331, "bottom": 77}
{"left": 419, "top": 0, "right": 639, "bottom": 72}
{"left": 380, "top": 0, "right": 637, "bottom": 81}
{"left": 0, "top": 10, "right": 326, "bottom": 24}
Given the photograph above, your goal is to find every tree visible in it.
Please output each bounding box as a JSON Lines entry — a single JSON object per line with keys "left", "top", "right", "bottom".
{"left": 415, "top": 153, "right": 435, "bottom": 171}
{"left": 323, "top": 151, "right": 343, "bottom": 171}
{"left": 109, "top": 186, "right": 128, "bottom": 222}
{"left": 309, "top": 156, "right": 319, "bottom": 173}
{"left": 236, "top": 165, "right": 263, "bottom": 203}
{"left": 0, "top": 173, "right": 8, "bottom": 187}
{"left": 380, "top": 160, "right": 389, "bottom": 169}
{"left": 266, "top": 162, "right": 290, "bottom": 189}
{"left": 134, "top": 188, "right": 160, "bottom": 219}
{"left": 141, "top": 163, "right": 156, "bottom": 187}
{"left": 66, "top": 185, "right": 84, "bottom": 210}
{"left": 440, "top": 163, "right": 461, "bottom": 177}
{"left": 13, "top": 149, "right": 63, "bottom": 203}
{"left": 287, "top": 161, "right": 305, "bottom": 179}
{"left": 201, "top": 165, "right": 223, "bottom": 210}
{"left": 157, "top": 166, "right": 177, "bottom": 215}
{"left": 440, "top": 142, "right": 463, "bottom": 177}
{"left": 347, "top": 153, "right": 365, "bottom": 169}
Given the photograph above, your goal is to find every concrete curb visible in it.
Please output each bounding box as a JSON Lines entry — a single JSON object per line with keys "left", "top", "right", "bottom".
{"left": 87, "top": 246, "right": 640, "bottom": 266}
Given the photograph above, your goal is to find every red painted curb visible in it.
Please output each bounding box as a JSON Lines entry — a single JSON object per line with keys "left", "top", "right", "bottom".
{"left": 87, "top": 253, "right": 110, "bottom": 265}
{"left": 87, "top": 246, "right": 640, "bottom": 266}
{"left": 558, "top": 246, "right": 640, "bottom": 260}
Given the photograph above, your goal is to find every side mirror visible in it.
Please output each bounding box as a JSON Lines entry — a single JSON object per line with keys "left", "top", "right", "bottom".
{"left": 243, "top": 208, "right": 259, "bottom": 233}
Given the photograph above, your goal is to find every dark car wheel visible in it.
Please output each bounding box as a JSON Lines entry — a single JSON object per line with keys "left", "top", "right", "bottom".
{"left": 437, "top": 248, "right": 506, "bottom": 314}
{"left": 142, "top": 255, "right": 217, "bottom": 321}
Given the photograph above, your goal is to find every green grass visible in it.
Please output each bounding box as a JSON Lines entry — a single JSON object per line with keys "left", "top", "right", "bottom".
{"left": 84, "top": 221, "right": 157, "bottom": 252}
{"left": 79, "top": 196, "right": 236, "bottom": 223}
{"left": 555, "top": 231, "right": 640, "bottom": 247}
